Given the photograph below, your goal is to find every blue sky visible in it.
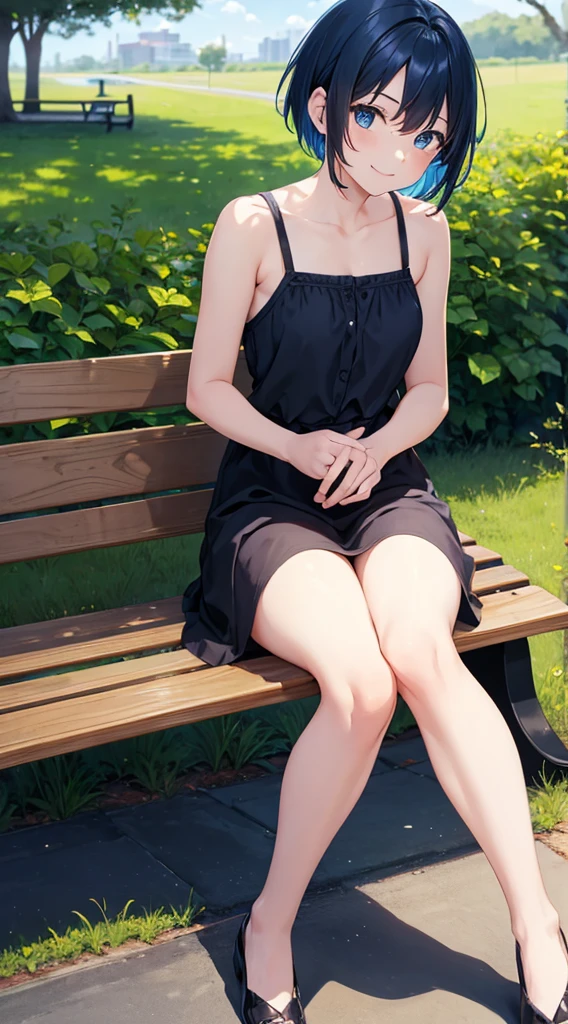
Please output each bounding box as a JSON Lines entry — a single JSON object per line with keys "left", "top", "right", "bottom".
{"left": 10, "top": 0, "right": 564, "bottom": 64}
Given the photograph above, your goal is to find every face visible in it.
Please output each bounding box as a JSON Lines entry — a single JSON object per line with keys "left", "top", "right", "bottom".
{"left": 313, "top": 64, "right": 448, "bottom": 197}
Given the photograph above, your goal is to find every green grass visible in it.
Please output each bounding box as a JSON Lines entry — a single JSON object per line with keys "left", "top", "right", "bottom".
{"left": 1, "top": 62, "right": 566, "bottom": 230}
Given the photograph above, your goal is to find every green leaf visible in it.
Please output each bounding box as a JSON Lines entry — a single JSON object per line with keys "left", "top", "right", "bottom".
{"left": 91, "top": 276, "right": 111, "bottom": 294}
{"left": 7, "top": 279, "right": 52, "bottom": 305}
{"left": 0, "top": 253, "right": 35, "bottom": 275}
{"left": 105, "top": 303, "right": 126, "bottom": 323}
{"left": 30, "top": 296, "right": 63, "bottom": 315}
{"left": 74, "top": 270, "right": 99, "bottom": 293}
{"left": 467, "top": 353, "right": 501, "bottom": 385}
{"left": 7, "top": 331, "right": 42, "bottom": 350}
{"left": 58, "top": 335, "right": 84, "bottom": 359}
{"left": 149, "top": 331, "right": 179, "bottom": 348}
{"left": 146, "top": 285, "right": 191, "bottom": 308}
{"left": 48, "top": 263, "right": 71, "bottom": 286}
{"left": 83, "top": 314, "right": 115, "bottom": 330}
{"left": 135, "top": 228, "right": 162, "bottom": 248}
{"left": 149, "top": 263, "right": 171, "bottom": 280}
{"left": 65, "top": 327, "right": 95, "bottom": 344}
{"left": 541, "top": 330, "right": 568, "bottom": 350}
{"left": 50, "top": 418, "right": 74, "bottom": 429}
{"left": 53, "top": 241, "right": 98, "bottom": 271}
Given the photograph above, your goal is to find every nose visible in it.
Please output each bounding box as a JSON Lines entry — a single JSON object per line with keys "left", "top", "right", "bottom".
{"left": 394, "top": 149, "right": 406, "bottom": 162}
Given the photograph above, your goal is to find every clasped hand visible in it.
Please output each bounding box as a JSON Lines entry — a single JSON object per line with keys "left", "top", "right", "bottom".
{"left": 314, "top": 425, "right": 382, "bottom": 509}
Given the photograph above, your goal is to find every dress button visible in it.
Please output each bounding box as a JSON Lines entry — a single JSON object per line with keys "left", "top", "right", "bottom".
{"left": 360, "top": 290, "right": 368, "bottom": 299}
{"left": 348, "top": 320, "right": 354, "bottom": 327}
{"left": 339, "top": 369, "right": 348, "bottom": 382}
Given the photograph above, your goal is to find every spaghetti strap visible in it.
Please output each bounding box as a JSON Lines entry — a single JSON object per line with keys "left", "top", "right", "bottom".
{"left": 259, "top": 191, "right": 295, "bottom": 273}
{"left": 389, "top": 191, "right": 410, "bottom": 270}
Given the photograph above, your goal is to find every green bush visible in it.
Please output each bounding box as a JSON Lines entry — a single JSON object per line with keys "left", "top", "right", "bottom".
{"left": 440, "top": 129, "right": 568, "bottom": 442}
{"left": 0, "top": 131, "right": 566, "bottom": 446}
{"left": 0, "top": 202, "right": 212, "bottom": 444}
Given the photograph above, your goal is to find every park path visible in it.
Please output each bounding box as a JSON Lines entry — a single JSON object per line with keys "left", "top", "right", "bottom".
{"left": 53, "top": 74, "right": 275, "bottom": 102}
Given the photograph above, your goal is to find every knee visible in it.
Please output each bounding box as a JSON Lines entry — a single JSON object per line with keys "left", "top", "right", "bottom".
{"left": 379, "top": 626, "right": 458, "bottom": 702}
{"left": 320, "top": 659, "right": 398, "bottom": 742}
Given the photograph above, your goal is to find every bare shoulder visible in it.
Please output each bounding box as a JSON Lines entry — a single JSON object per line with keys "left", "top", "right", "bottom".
{"left": 397, "top": 192, "right": 449, "bottom": 255}
{"left": 213, "top": 193, "right": 272, "bottom": 244}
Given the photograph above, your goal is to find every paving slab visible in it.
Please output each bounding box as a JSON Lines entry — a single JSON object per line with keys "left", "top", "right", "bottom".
{"left": 0, "top": 830, "right": 199, "bottom": 952}
{"left": 207, "top": 763, "right": 477, "bottom": 887}
{"left": 107, "top": 791, "right": 277, "bottom": 912}
{"left": 378, "top": 734, "right": 429, "bottom": 767}
{"left": 2, "top": 843, "right": 567, "bottom": 1024}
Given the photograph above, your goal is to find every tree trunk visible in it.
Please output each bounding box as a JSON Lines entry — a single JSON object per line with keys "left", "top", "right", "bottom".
{"left": 0, "top": 13, "right": 16, "bottom": 123}
{"left": 21, "top": 20, "right": 47, "bottom": 114}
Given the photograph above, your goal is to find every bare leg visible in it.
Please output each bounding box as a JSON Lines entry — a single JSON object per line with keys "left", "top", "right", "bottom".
{"left": 244, "top": 549, "right": 398, "bottom": 1014}
{"left": 355, "top": 534, "right": 568, "bottom": 1021}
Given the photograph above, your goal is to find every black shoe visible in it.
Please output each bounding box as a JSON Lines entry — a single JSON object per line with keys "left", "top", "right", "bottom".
{"left": 232, "top": 908, "right": 307, "bottom": 1024}
{"left": 515, "top": 924, "right": 568, "bottom": 1023}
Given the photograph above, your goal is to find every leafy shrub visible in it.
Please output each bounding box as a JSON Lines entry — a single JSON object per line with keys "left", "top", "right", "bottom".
{"left": 0, "top": 202, "right": 212, "bottom": 444}
{"left": 0, "top": 130, "right": 567, "bottom": 446}
{"left": 441, "top": 129, "right": 568, "bottom": 443}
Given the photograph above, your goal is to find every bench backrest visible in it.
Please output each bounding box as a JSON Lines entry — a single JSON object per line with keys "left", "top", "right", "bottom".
{"left": 0, "top": 350, "right": 253, "bottom": 565}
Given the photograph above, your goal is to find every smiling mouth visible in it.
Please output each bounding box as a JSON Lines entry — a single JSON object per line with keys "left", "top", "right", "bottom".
{"left": 371, "top": 165, "right": 395, "bottom": 176}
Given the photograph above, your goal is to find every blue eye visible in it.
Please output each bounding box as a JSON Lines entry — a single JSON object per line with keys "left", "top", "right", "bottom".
{"left": 354, "top": 107, "right": 375, "bottom": 130}
{"left": 415, "top": 130, "right": 442, "bottom": 150}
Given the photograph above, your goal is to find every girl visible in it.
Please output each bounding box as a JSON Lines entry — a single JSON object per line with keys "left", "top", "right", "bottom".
{"left": 181, "top": 1, "right": 568, "bottom": 1022}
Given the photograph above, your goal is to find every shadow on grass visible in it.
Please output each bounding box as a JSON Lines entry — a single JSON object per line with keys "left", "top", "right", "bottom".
{"left": 0, "top": 112, "right": 313, "bottom": 231}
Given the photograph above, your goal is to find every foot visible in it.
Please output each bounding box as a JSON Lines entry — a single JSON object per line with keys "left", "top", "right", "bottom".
{"left": 516, "top": 920, "right": 568, "bottom": 1021}
{"left": 243, "top": 907, "right": 295, "bottom": 1017}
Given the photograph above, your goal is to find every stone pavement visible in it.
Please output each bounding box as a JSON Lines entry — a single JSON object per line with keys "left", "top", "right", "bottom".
{"left": 1, "top": 731, "right": 568, "bottom": 1023}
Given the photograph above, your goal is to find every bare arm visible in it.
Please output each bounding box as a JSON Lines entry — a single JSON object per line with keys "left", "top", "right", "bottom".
{"left": 186, "top": 195, "right": 296, "bottom": 463}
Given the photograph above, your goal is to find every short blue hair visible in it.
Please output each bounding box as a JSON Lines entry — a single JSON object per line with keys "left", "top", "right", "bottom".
{"left": 275, "top": 0, "right": 487, "bottom": 212}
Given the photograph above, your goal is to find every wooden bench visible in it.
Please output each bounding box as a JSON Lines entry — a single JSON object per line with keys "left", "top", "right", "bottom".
{"left": 1, "top": 350, "right": 567, "bottom": 785}
{"left": 13, "top": 95, "right": 134, "bottom": 132}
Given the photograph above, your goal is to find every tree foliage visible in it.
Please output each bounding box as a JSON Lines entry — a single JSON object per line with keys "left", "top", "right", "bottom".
{"left": 463, "top": 11, "right": 562, "bottom": 59}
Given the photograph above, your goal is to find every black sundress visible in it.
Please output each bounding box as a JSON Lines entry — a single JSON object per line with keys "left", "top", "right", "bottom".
{"left": 180, "top": 189, "right": 483, "bottom": 666}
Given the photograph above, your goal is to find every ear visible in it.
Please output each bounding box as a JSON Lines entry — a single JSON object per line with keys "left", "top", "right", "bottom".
{"left": 307, "top": 85, "right": 328, "bottom": 136}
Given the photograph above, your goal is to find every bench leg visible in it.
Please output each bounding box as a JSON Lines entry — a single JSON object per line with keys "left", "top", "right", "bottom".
{"left": 460, "top": 639, "right": 568, "bottom": 786}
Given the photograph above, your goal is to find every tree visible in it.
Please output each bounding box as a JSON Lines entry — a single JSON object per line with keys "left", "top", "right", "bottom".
{"left": 516, "top": 0, "right": 567, "bottom": 47}
{"left": 462, "top": 11, "right": 562, "bottom": 60}
{"left": 198, "top": 42, "right": 226, "bottom": 87}
{"left": 0, "top": 0, "right": 202, "bottom": 122}
{"left": 0, "top": 11, "right": 18, "bottom": 121}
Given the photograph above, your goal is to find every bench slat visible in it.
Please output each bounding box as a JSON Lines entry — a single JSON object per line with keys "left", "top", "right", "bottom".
{"left": 0, "top": 562, "right": 526, "bottom": 682}
{"left": 0, "top": 489, "right": 213, "bottom": 564}
{"left": 0, "top": 584, "right": 567, "bottom": 770}
{"left": 0, "top": 350, "right": 251, "bottom": 426}
{"left": 1, "top": 422, "right": 227, "bottom": 515}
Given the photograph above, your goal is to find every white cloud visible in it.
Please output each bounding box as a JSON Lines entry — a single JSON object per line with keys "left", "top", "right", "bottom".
{"left": 286, "top": 14, "right": 314, "bottom": 27}
{"left": 245, "top": 11, "right": 260, "bottom": 19}
{"left": 221, "top": 1, "right": 246, "bottom": 12}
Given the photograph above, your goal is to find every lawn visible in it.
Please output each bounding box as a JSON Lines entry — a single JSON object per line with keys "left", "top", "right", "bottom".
{"left": 1, "top": 61, "right": 566, "bottom": 231}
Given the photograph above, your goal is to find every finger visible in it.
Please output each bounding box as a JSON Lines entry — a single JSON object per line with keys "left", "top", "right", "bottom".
{"left": 339, "top": 470, "right": 381, "bottom": 504}
{"left": 323, "top": 449, "right": 379, "bottom": 507}
{"left": 316, "top": 444, "right": 370, "bottom": 499}
{"left": 322, "top": 454, "right": 374, "bottom": 508}
{"left": 328, "top": 432, "right": 367, "bottom": 451}
{"left": 314, "top": 449, "right": 354, "bottom": 500}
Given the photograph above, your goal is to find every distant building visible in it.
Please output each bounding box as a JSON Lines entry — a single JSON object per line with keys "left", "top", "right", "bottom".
{"left": 119, "top": 29, "right": 197, "bottom": 69}
{"left": 258, "top": 28, "right": 308, "bottom": 63}
{"left": 258, "top": 36, "right": 290, "bottom": 62}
